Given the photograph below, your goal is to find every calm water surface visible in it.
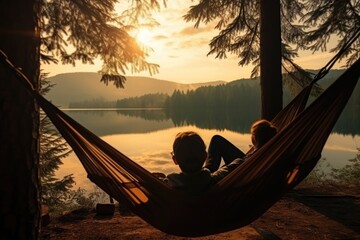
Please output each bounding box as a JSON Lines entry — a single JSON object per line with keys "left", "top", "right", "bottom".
{"left": 56, "top": 109, "right": 360, "bottom": 191}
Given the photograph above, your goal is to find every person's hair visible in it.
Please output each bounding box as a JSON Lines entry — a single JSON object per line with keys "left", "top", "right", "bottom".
{"left": 172, "top": 131, "right": 207, "bottom": 173}
{"left": 251, "top": 120, "right": 278, "bottom": 148}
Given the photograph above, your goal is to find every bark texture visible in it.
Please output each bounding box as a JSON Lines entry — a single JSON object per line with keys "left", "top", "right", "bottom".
{"left": 260, "top": 0, "right": 283, "bottom": 120}
{"left": 0, "top": 0, "right": 41, "bottom": 239}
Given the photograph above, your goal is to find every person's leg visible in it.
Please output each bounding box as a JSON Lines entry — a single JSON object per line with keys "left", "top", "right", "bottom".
{"left": 204, "top": 135, "right": 245, "bottom": 173}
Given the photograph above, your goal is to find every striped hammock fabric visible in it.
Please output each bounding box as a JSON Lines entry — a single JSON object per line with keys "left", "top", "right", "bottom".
{"left": 2, "top": 49, "right": 359, "bottom": 237}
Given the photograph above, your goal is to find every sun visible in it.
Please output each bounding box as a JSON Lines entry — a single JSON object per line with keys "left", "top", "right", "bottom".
{"left": 136, "top": 28, "right": 153, "bottom": 45}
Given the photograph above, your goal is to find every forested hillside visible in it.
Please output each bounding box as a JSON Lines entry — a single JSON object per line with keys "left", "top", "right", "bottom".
{"left": 66, "top": 69, "right": 360, "bottom": 121}
{"left": 47, "top": 72, "right": 225, "bottom": 107}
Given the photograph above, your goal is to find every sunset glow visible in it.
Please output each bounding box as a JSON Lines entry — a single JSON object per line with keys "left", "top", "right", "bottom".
{"left": 43, "top": 0, "right": 346, "bottom": 84}
{"left": 136, "top": 28, "right": 153, "bottom": 45}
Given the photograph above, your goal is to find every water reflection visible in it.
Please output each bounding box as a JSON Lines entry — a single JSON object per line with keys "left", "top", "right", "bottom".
{"left": 64, "top": 106, "right": 360, "bottom": 136}
{"left": 64, "top": 109, "right": 173, "bottom": 136}
{"left": 333, "top": 105, "right": 360, "bottom": 136}
{"left": 58, "top": 109, "right": 360, "bottom": 191}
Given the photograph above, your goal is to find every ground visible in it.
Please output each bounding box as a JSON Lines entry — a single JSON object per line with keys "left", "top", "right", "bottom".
{"left": 40, "top": 184, "right": 360, "bottom": 240}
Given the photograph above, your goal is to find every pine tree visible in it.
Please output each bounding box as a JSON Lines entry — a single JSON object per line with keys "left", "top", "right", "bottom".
{"left": 183, "top": 0, "right": 359, "bottom": 119}
{"left": 0, "top": 1, "right": 165, "bottom": 238}
{"left": 39, "top": 74, "right": 75, "bottom": 212}
{"left": 302, "top": 0, "right": 360, "bottom": 66}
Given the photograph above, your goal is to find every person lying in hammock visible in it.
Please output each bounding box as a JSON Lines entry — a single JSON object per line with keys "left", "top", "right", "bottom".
{"left": 198, "top": 120, "right": 278, "bottom": 185}
{"left": 204, "top": 119, "right": 278, "bottom": 173}
{"left": 151, "top": 131, "right": 215, "bottom": 192}
{"left": 164, "top": 131, "right": 210, "bottom": 192}
{"left": 157, "top": 121, "right": 277, "bottom": 192}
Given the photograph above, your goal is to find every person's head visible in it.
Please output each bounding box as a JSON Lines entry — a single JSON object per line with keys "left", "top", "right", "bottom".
{"left": 172, "top": 131, "right": 207, "bottom": 173}
{"left": 251, "top": 120, "right": 278, "bottom": 149}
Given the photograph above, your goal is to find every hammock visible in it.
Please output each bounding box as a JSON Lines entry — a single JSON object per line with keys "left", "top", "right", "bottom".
{"left": 2, "top": 48, "right": 360, "bottom": 236}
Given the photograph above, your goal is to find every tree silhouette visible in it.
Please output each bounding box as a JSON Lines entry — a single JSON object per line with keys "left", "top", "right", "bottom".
{"left": 39, "top": 74, "right": 75, "bottom": 213}
{"left": 183, "top": 0, "right": 359, "bottom": 119}
{"left": 0, "top": 0, "right": 165, "bottom": 238}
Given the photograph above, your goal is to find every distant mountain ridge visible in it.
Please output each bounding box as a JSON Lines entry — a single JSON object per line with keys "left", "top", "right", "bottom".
{"left": 46, "top": 69, "right": 347, "bottom": 107}
{"left": 46, "top": 72, "right": 226, "bottom": 107}
{"left": 228, "top": 69, "right": 346, "bottom": 87}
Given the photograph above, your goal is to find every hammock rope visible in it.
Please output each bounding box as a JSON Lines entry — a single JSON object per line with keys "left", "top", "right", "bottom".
{"left": 311, "top": 27, "right": 360, "bottom": 84}
{"left": 1, "top": 48, "right": 360, "bottom": 236}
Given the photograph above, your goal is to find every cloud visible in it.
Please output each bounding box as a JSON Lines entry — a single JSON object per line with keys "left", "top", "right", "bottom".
{"left": 177, "top": 24, "right": 215, "bottom": 37}
{"left": 168, "top": 55, "right": 179, "bottom": 59}
{"left": 153, "top": 34, "right": 168, "bottom": 41}
{"left": 133, "top": 151, "right": 178, "bottom": 174}
{"left": 178, "top": 38, "right": 210, "bottom": 49}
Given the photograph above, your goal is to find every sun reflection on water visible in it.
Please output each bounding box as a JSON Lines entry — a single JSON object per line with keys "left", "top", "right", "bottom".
{"left": 56, "top": 126, "right": 359, "bottom": 192}
{"left": 57, "top": 126, "right": 251, "bottom": 192}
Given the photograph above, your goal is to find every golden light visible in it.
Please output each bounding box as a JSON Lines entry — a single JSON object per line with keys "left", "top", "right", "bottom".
{"left": 136, "top": 28, "right": 153, "bottom": 45}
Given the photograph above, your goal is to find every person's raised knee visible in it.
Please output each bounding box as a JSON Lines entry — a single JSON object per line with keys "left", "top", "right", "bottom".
{"left": 211, "top": 135, "right": 224, "bottom": 143}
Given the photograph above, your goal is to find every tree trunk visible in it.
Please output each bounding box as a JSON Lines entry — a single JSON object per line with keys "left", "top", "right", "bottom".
{"left": 0, "top": 0, "right": 41, "bottom": 239}
{"left": 260, "top": 0, "right": 283, "bottom": 120}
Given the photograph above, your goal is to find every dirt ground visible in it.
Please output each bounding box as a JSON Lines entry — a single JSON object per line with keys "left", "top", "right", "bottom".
{"left": 40, "top": 184, "right": 360, "bottom": 240}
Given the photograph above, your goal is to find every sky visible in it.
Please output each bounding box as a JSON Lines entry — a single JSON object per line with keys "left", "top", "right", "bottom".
{"left": 42, "top": 0, "right": 344, "bottom": 84}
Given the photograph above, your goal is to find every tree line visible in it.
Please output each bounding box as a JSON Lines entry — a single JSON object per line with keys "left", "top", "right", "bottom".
{"left": 116, "top": 93, "right": 168, "bottom": 108}
{"left": 70, "top": 82, "right": 261, "bottom": 112}
{"left": 69, "top": 76, "right": 360, "bottom": 117}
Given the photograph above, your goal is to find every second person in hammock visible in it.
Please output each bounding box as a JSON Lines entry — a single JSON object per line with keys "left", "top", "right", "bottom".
{"left": 155, "top": 119, "right": 278, "bottom": 192}
{"left": 204, "top": 119, "right": 278, "bottom": 173}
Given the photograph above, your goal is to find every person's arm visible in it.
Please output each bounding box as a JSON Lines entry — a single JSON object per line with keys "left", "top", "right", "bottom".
{"left": 210, "top": 158, "right": 244, "bottom": 183}
{"left": 152, "top": 172, "right": 166, "bottom": 179}
{"left": 151, "top": 172, "right": 170, "bottom": 184}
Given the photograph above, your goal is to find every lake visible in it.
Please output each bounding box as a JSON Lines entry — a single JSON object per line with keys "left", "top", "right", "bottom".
{"left": 55, "top": 109, "right": 360, "bottom": 192}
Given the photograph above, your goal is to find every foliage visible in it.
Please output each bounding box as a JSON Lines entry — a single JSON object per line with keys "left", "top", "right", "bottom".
{"left": 184, "top": 1, "right": 307, "bottom": 81}
{"left": 116, "top": 93, "right": 168, "bottom": 108}
{"left": 39, "top": 0, "right": 167, "bottom": 87}
{"left": 39, "top": 73, "right": 75, "bottom": 213}
{"left": 302, "top": 0, "right": 360, "bottom": 67}
{"left": 164, "top": 83, "right": 261, "bottom": 132}
{"left": 44, "top": 188, "right": 108, "bottom": 216}
{"left": 37, "top": 1, "right": 167, "bottom": 213}
{"left": 65, "top": 68, "right": 360, "bottom": 134}
{"left": 330, "top": 148, "right": 360, "bottom": 185}
{"left": 302, "top": 148, "right": 360, "bottom": 186}
{"left": 301, "top": 158, "right": 331, "bottom": 185}
{"left": 184, "top": 0, "right": 359, "bottom": 92}
{"left": 40, "top": 74, "right": 110, "bottom": 214}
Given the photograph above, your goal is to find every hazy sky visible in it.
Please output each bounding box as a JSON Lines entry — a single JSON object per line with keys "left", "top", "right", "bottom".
{"left": 43, "top": 0, "right": 344, "bottom": 84}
